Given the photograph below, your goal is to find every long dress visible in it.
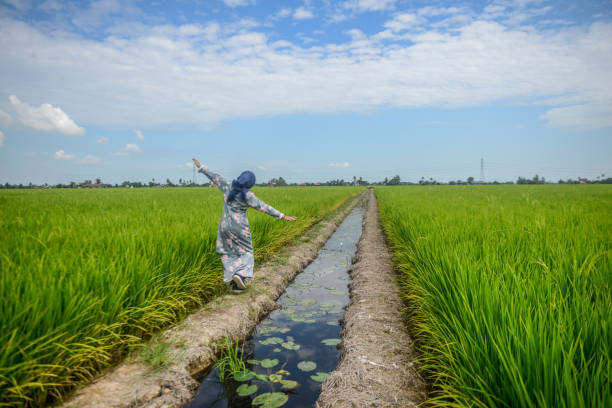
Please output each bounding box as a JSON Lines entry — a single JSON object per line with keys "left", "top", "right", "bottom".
{"left": 198, "top": 164, "right": 285, "bottom": 281}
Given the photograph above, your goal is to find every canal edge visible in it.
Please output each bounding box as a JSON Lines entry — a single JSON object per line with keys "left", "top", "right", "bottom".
{"left": 316, "top": 188, "right": 427, "bottom": 408}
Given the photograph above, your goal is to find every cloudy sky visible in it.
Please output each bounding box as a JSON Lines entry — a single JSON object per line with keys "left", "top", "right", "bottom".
{"left": 0, "top": 0, "right": 611, "bottom": 185}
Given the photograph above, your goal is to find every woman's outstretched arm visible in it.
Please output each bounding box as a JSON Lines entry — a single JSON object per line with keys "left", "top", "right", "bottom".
{"left": 192, "top": 158, "right": 231, "bottom": 193}
{"left": 246, "top": 192, "right": 297, "bottom": 221}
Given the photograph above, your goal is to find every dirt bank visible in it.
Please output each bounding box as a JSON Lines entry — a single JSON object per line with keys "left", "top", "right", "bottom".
{"left": 60, "top": 193, "right": 365, "bottom": 408}
{"left": 316, "top": 189, "right": 427, "bottom": 408}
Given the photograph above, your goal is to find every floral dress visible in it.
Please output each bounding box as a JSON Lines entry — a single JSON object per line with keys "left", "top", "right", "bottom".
{"left": 198, "top": 164, "right": 284, "bottom": 280}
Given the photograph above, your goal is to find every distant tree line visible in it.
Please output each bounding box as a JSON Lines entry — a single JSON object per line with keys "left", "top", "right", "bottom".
{"left": 2, "top": 174, "right": 610, "bottom": 189}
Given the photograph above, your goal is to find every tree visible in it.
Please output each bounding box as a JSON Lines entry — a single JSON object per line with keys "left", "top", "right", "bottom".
{"left": 95, "top": 177, "right": 102, "bottom": 184}
{"left": 277, "top": 177, "right": 287, "bottom": 186}
{"left": 467, "top": 176, "right": 474, "bottom": 184}
{"left": 388, "top": 175, "right": 401, "bottom": 185}
{"left": 166, "top": 178, "right": 174, "bottom": 187}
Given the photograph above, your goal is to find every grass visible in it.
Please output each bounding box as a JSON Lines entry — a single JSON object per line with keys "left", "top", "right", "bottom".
{"left": 0, "top": 186, "right": 362, "bottom": 406}
{"left": 215, "top": 339, "right": 247, "bottom": 383}
{"left": 376, "top": 185, "right": 611, "bottom": 408}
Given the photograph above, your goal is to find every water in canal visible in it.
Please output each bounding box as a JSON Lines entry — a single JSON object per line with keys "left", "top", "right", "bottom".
{"left": 186, "top": 207, "right": 364, "bottom": 408}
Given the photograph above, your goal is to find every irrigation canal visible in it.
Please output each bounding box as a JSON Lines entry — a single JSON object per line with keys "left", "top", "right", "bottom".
{"left": 185, "top": 206, "right": 365, "bottom": 407}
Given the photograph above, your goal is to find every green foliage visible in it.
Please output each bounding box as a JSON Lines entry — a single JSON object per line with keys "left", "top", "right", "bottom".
{"left": 376, "top": 185, "right": 612, "bottom": 408}
{"left": 216, "top": 339, "right": 247, "bottom": 383}
{"left": 0, "top": 186, "right": 362, "bottom": 406}
{"left": 252, "top": 392, "right": 289, "bottom": 408}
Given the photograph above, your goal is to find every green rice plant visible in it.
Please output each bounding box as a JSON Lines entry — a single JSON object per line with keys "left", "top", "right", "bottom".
{"left": 376, "top": 185, "right": 611, "bottom": 408}
{"left": 215, "top": 339, "right": 247, "bottom": 383}
{"left": 0, "top": 186, "right": 362, "bottom": 407}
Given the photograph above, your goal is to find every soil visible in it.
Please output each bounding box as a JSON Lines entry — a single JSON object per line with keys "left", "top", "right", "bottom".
{"left": 59, "top": 193, "right": 365, "bottom": 408}
{"left": 316, "top": 189, "right": 427, "bottom": 408}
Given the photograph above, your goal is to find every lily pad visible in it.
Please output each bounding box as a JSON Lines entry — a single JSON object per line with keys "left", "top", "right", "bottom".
{"left": 322, "top": 338, "right": 341, "bottom": 346}
{"left": 297, "top": 299, "right": 317, "bottom": 306}
{"left": 252, "top": 392, "right": 289, "bottom": 408}
{"left": 303, "top": 319, "right": 316, "bottom": 323}
{"left": 236, "top": 384, "right": 257, "bottom": 396}
{"left": 330, "top": 291, "right": 346, "bottom": 295}
{"left": 247, "top": 359, "right": 260, "bottom": 365}
{"left": 233, "top": 371, "right": 255, "bottom": 382}
{"left": 280, "top": 380, "right": 299, "bottom": 389}
{"left": 259, "top": 337, "right": 284, "bottom": 346}
{"left": 320, "top": 302, "right": 338, "bottom": 308}
{"left": 269, "top": 374, "right": 282, "bottom": 382}
{"left": 297, "top": 361, "right": 317, "bottom": 372}
{"left": 261, "top": 358, "right": 279, "bottom": 368}
{"left": 310, "top": 372, "right": 330, "bottom": 382}
{"left": 254, "top": 373, "right": 269, "bottom": 381}
{"left": 327, "top": 321, "right": 339, "bottom": 326}
{"left": 325, "top": 286, "right": 336, "bottom": 290}
{"left": 281, "top": 341, "right": 300, "bottom": 350}
{"left": 273, "top": 348, "right": 281, "bottom": 352}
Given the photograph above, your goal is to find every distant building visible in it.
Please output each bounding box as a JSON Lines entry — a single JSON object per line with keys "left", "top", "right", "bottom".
{"left": 82, "top": 183, "right": 104, "bottom": 188}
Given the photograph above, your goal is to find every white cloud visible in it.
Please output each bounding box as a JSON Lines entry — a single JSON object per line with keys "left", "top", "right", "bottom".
{"left": 293, "top": 7, "right": 314, "bottom": 20}
{"left": 384, "top": 13, "right": 418, "bottom": 31}
{"left": 222, "top": 0, "right": 254, "bottom": 7}
{"left": 9, "top": 95, "right": 85, "bottom": 136}
{"left": 329, "top": 162, "right": 350, "bottom": 168}
{"left": 540, "top": 104, "right": 612, "bottom": 130}
{"left": 135, "top": 129, "right": 143, "bottom": 140}
{"left": 97, "top": 136, "right": 109, "bottom": 144}
{"left": 115, "top": 143, "right": 142, "bottom": 156}
{"left": 0, "top": 109, "right": 12, "bottom": 126}
{"left": 77, "top": 154, "right": 102, "bottom": 164}
{"left": 0, "top": 10, "right": 610, "bottom": 131}
{"left": 54, "top": 149, "right": 75, "bottom": 160}
{"left": 344, "top": 0, "right": 396, "bottom": 12}
{"left": 275, "top": 8, "right": 291, "bottom": 18}
{"left": 257, "top": 165, "right": 266, "bottom": 170}
{"left": 181, "top": 161, "right": 194, "bottom": 169}
{"left": 0, "top": 130, "right": 4, "bottom": 147}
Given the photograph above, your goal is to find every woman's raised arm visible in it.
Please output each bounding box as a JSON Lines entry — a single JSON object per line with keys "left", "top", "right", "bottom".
{"left": 192, "top": 158, "right": 231, "bottom": 192}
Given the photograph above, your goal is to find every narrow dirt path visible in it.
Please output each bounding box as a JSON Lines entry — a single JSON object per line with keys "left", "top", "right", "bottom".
{"left": 60, "top": 193, "right": 365, "bottom": 408}
{"left": 317, "top": 189, "right": 427, "bottom": 408}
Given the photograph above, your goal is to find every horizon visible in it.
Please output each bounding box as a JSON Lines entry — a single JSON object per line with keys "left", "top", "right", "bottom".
{"left": 1, "top": 0, "right": 611, "bottom": 185}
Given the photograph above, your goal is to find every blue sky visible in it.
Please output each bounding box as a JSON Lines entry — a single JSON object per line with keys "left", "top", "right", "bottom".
{"left": 0, "top": 0, "right": 611, "bottom": 185}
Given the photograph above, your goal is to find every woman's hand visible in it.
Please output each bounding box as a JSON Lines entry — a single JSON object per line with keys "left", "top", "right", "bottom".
{"left": 192, "top": 158, "right": 201, "bottom": 168}
{"left": 283, "top": 215, "right": 297, "bottom": 221}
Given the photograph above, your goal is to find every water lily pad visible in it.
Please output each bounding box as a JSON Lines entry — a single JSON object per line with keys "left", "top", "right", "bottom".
{"left": 254, "top": 373, "right": 269, "bottom": 381}
{"left": 327, "top": 321, "right": 339, "bottom": 326}
{"left": 330, "top": 291, "right": 346, "bottom": 295}
{"left": 252, "top": 392, "right": 289, "bottom": 408}
{"left": 269, "top": 374, "right": 282, "bottom": 382}
{"left": 280, "top": 380, "right": 299, "bottom": 389}
{"left": 322, "top": 338, "right": 341, "bottom": 346}
{"left": 326, "top": 309, "right": 343, "bottom": 314}
{"left": 320, "top": 302, "right": 338, "bottom": 308}
{"left": 325, "top": 286, "right": 336, "bottom": 290}
{"left": 259, "top": 337, "right": 284, "bottom": 346}
{"left": 247, "top": 359, "right": 261, "bottom": 365}
{"left": 290, "top": 317, "right": 305, "bottom": 322}
{"left": 303, "top": 319, "right": 316, "bottom": 323}
{"left": 261, "top": 358, "right": 279, "bottom": 368}
{"left": 310, "top": 372, "right": 330, "bottom": 382}
{"left": 297, "top": 361, "right": 317, "bottom": 372}
{"left": 297, "top": 299, "right": 317, "bottom": 306}
{"left": 281, "top": 341, "right": 300, "bottom": 350}
{"left": 273, "top": 348, "right": 281, "bottom": 352}
{"left": 236, "top": 384, "right": 257, "bottom": 396}
{"left": 233, "top": 371, "right": 255, "bottom": 381}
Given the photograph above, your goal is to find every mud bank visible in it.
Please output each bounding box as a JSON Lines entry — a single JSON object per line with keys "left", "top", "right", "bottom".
{"left": 60, "top": 192, "right": 365, "bottom": 408}
{"left": 316, "top": 189, "right": 426, "bottom": 408}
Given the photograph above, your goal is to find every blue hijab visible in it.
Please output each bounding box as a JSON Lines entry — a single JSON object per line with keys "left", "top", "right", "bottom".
{"left": 227, "top": 171, "right": 256, "bottom": 203}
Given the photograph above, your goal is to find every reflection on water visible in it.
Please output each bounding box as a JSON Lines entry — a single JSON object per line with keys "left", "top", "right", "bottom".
{"left": 186, "top": 207, "right": 364, "bottom": 408}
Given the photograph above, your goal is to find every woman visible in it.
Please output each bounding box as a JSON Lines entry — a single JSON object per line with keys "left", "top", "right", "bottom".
{"left": 192, "top": 158, "right": 297, "bottom": 291}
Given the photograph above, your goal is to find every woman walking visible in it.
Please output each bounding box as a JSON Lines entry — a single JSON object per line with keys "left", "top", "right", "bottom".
{"left": 192, "top": 158, "right": 297, "bottom": 291}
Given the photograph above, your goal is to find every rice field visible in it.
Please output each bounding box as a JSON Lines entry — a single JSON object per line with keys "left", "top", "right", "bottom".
{"left": 376, "top": 185, "right": 611, "bottom": 408}
{"left": 0, "top": 186, "right": 362, "bottom": 407}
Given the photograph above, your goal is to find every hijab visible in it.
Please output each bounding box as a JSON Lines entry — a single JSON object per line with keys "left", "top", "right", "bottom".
{"left": 227, "top": 170, "right": 256, "bottom": 203}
